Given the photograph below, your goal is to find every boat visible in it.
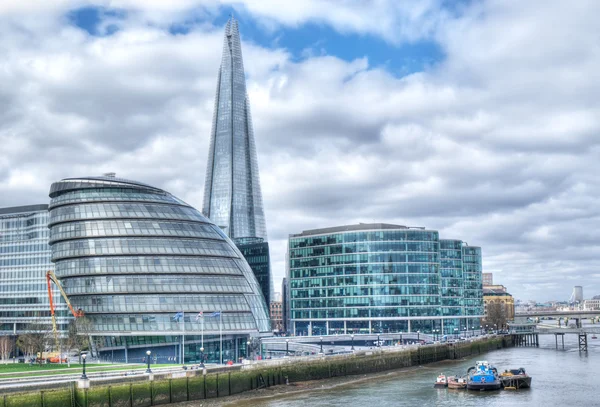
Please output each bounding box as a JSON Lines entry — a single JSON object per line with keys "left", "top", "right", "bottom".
{"left": 447, "top": 375, "right": 467, "bottom": 389}
{"left": 466, "top": 361, "right": 501, "bottom": 391}
{"left": 592, "top": 335, "right": 598, "bottom": 339}
{"left": 500, "top": 368, "right": 532, "bottom": 389}
{"left": 434, "top": 374, "right": 448, "bottom": 388}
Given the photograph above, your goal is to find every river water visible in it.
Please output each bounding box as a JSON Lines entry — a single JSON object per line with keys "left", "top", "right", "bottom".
{"left": 237, "top": 332, "right": 599, "bottom": 407}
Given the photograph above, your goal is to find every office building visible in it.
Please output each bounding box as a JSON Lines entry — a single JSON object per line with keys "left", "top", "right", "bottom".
{"left": 202, "top": 16, "right": 272, "bottom": 306}
{"left": 0, "top": 205, "right": 68, "bottom": 338}
{"left": 482, "top": 272, "right": 493, "bottom": 286}
{"left": 270, "top": 301, "right": 282, "bottom": 332}
{"left": 288, "top": 223, "right": 484, "bottom": 336}
{"left": 48, "top": 175, "right": 270, "bottom": 363}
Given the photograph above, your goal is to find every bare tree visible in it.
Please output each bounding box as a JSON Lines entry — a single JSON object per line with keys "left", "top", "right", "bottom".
{"left": 485, "top": 301, "right": 508, "bottom": 330}
{"left": 16, "top": 321, "right": 53, "bottom": 364}
{"left": 64, "top": 318, "right": 92, "bottom": 366}
{"left": 0, "top": 336, "right": 11, "bottom": 362}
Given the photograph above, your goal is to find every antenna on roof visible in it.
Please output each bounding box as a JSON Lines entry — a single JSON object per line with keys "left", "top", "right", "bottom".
{"left": 103, "top": 172, "right": 116, "bottom": 178}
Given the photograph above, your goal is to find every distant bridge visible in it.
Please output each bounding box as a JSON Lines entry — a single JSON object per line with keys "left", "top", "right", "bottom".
{"left": 515, "top": 310, "right": 600, "bottom": 319}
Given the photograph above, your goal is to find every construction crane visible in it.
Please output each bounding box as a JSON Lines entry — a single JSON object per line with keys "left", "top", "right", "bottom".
{"left": 46, "top": 270, "right": 85, "bottom": 349}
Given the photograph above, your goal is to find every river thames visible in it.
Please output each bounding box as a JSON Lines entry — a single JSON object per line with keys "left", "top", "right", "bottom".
{"left": 232, "top": 332, "right": 598, "bottom": 407}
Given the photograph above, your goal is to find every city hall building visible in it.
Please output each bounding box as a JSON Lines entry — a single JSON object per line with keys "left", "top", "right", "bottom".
{"left": 287, "top": 224, "right": 484, "bottom": 337}
{"left": 48, "top": 175, "right": 270, "bottom": 363}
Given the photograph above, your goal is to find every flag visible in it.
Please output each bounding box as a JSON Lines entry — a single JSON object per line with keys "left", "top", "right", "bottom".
{"left": 172, "top": 312, "right": 183, "bottom": 321}
{"left": 195, "top": 311, "right": 204, "bottom": 321}
{"left": 209, "top": 311, "right": 221, "bottom": 318}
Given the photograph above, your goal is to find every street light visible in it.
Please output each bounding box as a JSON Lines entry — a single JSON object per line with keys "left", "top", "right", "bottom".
{"left": 80, "top": 353, "right": 88, "bottom": 379}
{"left": 351, "top": 334, "right": 355, "bottom": 350}
{"left": 399, "top": 331, "right": 403, "bottom": 345}
{"left": 417, "top": 330, "right": 420, "bottom": 343}
{"left": 286, "top": 339, "right": 289, "bottom": 356}
{"left": 454, "top": 328, "right": 458, "bottom": 339}
{"left": 320, "top": 336, "right": 323, "bottom": 354}
{"left": 377, "top": 334, "right": 381, "bottom": 347}
{"left": 145, "top": 350, "right": 152, "bottom": 373}
{"left": 200, "top": 347, "right": 205, "bottom": 368}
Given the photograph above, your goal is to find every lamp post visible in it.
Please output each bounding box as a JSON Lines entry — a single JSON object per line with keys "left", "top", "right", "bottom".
{"left": 320, "top": 336, "right": 323, "bottom": 354}
{"left": 454, "top": 328, "right": 458, "bottom": 339}
{"left": 285, "top": 339, "right": 289, "bottom": 356}
{"left": 399, "top": 331, "right": 403, "bottom": 345}
{"left": 145, "top": 350, "right": 152, "bottom": 373}
{"left": 417, "top": 330, "right": 420, "bottom": 343}
{"left": 351, "top": 334, "right": 355, "bottom": 351}
{"left": 463, "top": 327, "right": 467, "bottom": 338}
{"left": 200, "top": 347, "right": 205, "bottom": 368}
{"left": 377, "top": 334, "right": 381, "bottom": 347}
{"left": 494, "top": 323, "right": 497, "bottom": 334}
{"left": 246, "top": 341, "right": 251, "bottom": 360}
{"left": 80, "top": 353, "right": 88, "bottom": 379}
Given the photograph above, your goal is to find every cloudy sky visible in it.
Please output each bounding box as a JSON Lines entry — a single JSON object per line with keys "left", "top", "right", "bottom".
{"left": 1, "top": 0, "right": 599, "bottom": 302}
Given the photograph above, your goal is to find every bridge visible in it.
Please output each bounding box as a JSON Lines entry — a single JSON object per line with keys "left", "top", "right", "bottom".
{"left": 515, "top": 310, "right": 600, "bottom": 319}
{"left": 509, "top": 324, "right": 600, "bottom": 352}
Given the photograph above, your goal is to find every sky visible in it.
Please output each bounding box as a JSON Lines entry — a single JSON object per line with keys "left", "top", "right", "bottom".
{"left": 1, "top": 0, "right": 599, "bottom": 302}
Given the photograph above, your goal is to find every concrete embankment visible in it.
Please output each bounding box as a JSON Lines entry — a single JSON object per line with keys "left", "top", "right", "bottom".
{"left": 0, "top": 336, "right": 513, "bottom": 407}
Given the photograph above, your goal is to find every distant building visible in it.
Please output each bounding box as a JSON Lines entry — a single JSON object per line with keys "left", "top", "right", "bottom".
{"left": 288, "top": 223, "right": 484, "bottom": 336}
{"left": 583, "top": 299, "right": 600, "bottom": 311}
{"left": 235, "top": 238, "right": 272, "bottom": 305}
{"left": 0, "top": 205, "right": 69, "bottom": 337}
{"left": 571, "top": 286, "right": 583, "bottom": 303}
{"left": 482, "top": 273, "right": 493, "bottom": 285}
{"left": 483, "top": 285, "right": 515, "bottom": 325}
{"left": 270, "top": 301, "right": 283, "bottom": 332}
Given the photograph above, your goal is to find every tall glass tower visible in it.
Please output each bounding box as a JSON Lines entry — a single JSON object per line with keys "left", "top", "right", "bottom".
{"left": 203, "top": 17, "right": 271, "bottom": 306}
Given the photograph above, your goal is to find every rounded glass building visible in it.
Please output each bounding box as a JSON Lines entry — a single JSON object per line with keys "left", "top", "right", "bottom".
{"left": 288, "top": 224, "right": 483, "bottom": 337}
{"left": 48, "top": 175, "right": 270, "bottom": 363}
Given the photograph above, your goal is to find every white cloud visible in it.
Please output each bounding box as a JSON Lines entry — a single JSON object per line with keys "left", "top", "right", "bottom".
{"left": 1, "top": 0, "right": 599, "bottom": 301}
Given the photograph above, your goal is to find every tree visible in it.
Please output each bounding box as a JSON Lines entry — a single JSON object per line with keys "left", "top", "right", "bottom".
{"left": 0, "top": 336, "right": 12, "bottom": 362}
{"left": 485, "top": 301, "right": 508, "bottom": 330}
{"left": 16, "top": 321, "right": 52, "bottom": 364}
{"left": 63, "top": 318, "right": 92, "bottom": 367}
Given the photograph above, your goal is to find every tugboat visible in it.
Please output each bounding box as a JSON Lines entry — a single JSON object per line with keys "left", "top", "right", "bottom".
{"left": 466, "top": 361, "right": 501, "bottom": 391}
{"left": 500, "top": 368, "right": 532, "bottom": 389}
{"left": 447, "top": 375, "right": 467, "bottom": 389}
{"left": 434, "top": 374, "right": 448, "bottom": 388}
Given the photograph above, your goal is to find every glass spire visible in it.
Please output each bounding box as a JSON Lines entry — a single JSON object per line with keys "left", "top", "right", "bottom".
{"left": 202, "top": 16, "right": 268, "bottom": 241}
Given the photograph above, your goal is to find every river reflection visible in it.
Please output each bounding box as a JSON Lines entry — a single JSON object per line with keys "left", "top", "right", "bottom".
{"left": 234, "top": 332, "right": 598, "bottom": 407}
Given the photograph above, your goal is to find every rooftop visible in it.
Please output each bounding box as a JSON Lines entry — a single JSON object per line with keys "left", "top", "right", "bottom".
{"left": 0, "top": 204, "right": 49, "bottom": 216}
{"left": 290, "top": 223, "right": 430, "bottom": 238}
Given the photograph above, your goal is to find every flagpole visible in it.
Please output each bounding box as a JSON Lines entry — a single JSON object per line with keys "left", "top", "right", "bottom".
{"left": 182, "top": 311, "right": 185, "bottom": 366}
{"left": 219, "top": 311, "right": 223, "bottom": 365}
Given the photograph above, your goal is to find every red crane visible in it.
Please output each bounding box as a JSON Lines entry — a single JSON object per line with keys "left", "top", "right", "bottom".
{"left": 46, "top": 270, "right": 85, "bottom": 348}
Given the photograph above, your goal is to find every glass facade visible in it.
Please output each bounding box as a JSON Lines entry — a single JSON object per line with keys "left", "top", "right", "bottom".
{"left": 202, "top": 17, "right": 272, "bottom": 310}
{"left": 202, "top": 16, "right": 267, "bottom": 241}
{"left": 288, "top": 224, "right": 484, "bottom": 336}
{"left": 0, "top": 205, "right": 69, "bottom": 336}
{"left": 235, "top": 238, "right": 271, "bottom": 305}
{"left": 48, "top": 175, "right": 270, "bottom": 363}
{"left": 463, "top": 245, "right": 484, "bottom": 329}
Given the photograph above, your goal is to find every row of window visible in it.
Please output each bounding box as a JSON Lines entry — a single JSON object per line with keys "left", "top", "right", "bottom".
{"left": 73, "top": 294, "right": 252, "bottom": 312}
{"left": 290, "top": 230, "right": 440, "bottom": 249}
{"left": 289, "top": 241, "right": 439, "bottom": 259}
{"left": 50, "top": 220, "right": 221, "bottom": 243}
{"left": 55, "top": 256, "right": 245, "bottom": 277}
{"left": 49, "top": 203, "right": 205, "bottom": 225}
{"left": 291, "top": 253, "right": 439, "bottom": 268}
{"left": 51, "top": 238, "right": 237, "bottom": 261}
{"left": 62, "top": 275, "right": 252, "bottom": 295}
{"left": 290, "top": 275, "right": 440, "bottom": 288}
{"left": 49, "top": 188, "right": 185, "bottom": 209}
{"left": 84, "top": 313, "right": 258, "bottom": 332}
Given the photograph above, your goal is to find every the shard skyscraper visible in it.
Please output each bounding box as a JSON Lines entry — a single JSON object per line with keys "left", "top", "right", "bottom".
{"left": 203, "top": 17, "right": 272, "bottom": 309}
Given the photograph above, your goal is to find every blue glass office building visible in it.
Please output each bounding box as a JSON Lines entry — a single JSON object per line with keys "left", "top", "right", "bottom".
{"left": 288, "top": 224, "right": 484, "bottom": 336}
{"left": 48, "top": 175, "right": 270, "bottom": 363}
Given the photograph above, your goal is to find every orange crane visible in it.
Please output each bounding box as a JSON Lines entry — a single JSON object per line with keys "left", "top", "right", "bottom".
{"left": 46, "top": 270, "right": 85, "bottom": 350}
